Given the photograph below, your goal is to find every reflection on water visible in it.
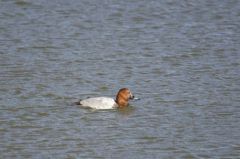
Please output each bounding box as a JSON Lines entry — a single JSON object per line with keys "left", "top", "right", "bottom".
{"left": 117, "top": 106, "right": 136, "bottom": 117}
{"left": 0, "top": 0, "right": 240, "bottom": 158}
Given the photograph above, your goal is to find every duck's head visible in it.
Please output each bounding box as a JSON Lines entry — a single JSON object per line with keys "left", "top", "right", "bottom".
{"left": 115, "top": 88, "right": 134, "bottom": 108}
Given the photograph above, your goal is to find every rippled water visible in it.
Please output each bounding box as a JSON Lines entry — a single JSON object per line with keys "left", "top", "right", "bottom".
{"left": 0, "top": 0, "right": 240, "bottom": 158}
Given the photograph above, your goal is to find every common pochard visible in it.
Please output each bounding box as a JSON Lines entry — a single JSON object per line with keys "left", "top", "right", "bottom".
{"left": 76, "top": 88, "right": 138, "bottom": 110}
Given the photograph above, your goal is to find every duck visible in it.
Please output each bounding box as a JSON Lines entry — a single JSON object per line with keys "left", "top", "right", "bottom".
{"left": 76, "top": 88, "right": 137, "bottom": 110}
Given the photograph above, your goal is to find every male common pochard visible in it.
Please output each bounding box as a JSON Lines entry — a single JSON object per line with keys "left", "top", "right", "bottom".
{"left": 76, "top": 88, "right": 138, "bottom": 110}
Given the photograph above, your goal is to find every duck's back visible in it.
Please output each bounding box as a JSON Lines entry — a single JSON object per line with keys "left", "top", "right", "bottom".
{"left": 79, "top": 97, "right": 118, "bottom": 109}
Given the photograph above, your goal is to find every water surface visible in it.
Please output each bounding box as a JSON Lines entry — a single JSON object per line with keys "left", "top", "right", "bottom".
{"left": 0, "top": 0, "right": 240, "bottom": 158}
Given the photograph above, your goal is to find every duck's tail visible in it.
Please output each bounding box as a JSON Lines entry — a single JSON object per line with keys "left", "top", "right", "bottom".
{"left": 74, "top": 99, "right": 82, "bottom": 105}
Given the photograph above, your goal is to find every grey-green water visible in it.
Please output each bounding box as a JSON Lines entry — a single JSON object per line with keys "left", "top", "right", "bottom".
{"left": 0, "top": 0, "right": 240, "bottom": 158}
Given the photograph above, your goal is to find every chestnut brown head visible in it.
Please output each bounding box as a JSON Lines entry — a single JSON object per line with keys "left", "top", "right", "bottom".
{"left": 115, "top": 88, "right": 134, "bottom": 107}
